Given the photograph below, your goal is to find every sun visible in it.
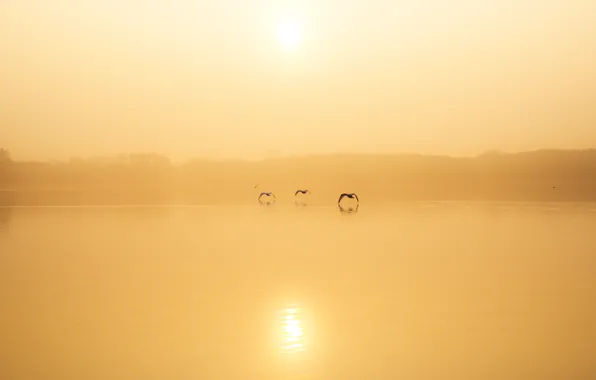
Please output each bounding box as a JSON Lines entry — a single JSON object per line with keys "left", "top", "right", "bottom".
{"left": 275, "top": 20, "right": 303, "bottom": 50}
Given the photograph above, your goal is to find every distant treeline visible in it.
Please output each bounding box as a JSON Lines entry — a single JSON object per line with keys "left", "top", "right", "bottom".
{"left": 1, "top": 149, "right": 596, "bottom": 205}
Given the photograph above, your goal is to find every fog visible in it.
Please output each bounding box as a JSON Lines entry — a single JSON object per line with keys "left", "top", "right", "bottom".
{"left": 2, "top": 1, "right": 596, "bottom": 378}
{"left": 3, "top": 150, "right": 596, "bottom": 206}
{"left": 2, "top": 0, "right": 596, "bottom": 160}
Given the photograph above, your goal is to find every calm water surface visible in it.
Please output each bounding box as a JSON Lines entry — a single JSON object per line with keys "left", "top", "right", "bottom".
{"left": 1, "top": 203, "right": 596, "bottom": 379}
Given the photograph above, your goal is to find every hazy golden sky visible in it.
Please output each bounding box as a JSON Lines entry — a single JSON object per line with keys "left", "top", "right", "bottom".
{"left": 1, "top": 0, "right": 595, "bottom": 161}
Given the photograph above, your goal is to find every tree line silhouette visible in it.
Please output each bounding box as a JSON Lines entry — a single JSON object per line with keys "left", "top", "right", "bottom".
{"left": 1, "top": 148, "right": 596, "bottom": 205}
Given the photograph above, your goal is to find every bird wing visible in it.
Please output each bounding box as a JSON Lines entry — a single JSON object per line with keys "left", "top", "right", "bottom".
{"left": 354, "top": 193, "right": 360, "bottom": 202}
{"left": 294, "top": 190, "right": 300, "bottom": 196}
{"left": 258, "top": 193, "right": 265, "bottom": 201}
{"left": 338, "top": 193, "right": 347, "bottom": 203}
{"left": 271, "top": 193, "right": 276, "bottom": 199}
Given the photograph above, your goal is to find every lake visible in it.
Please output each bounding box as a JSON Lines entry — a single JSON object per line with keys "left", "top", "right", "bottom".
{"left": 1, "top": 202, "right": 595, "bottom": 379}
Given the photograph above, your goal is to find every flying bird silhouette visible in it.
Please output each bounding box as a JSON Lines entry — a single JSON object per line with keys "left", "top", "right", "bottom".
{"left": 258, "top": 192, "right": 276, "bottom": 202}
{"left": 294, "top": 189, "right": 310, "bottom": 196}
{"left": 337, "top": 193, "right": 359, "bottom": 203}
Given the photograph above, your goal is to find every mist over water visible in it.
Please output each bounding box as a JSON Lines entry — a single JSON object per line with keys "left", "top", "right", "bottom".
{"left": 3, "top": 1, "right": 596, "bottom": 378}
{"left": 1, "top": 202, "right": 595, "bottom": 379}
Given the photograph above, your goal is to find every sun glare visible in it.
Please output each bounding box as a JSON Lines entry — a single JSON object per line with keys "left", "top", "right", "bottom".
{"left": 276, "top": 20, "right": 303, "bottom": 50}
{"left": 281, "top": 307, "right": 305, "bottom": 353}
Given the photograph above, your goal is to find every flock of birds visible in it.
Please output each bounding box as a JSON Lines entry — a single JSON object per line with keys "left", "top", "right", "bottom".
{"left": 256, "top": 188, "right": 360, "bottom": 208}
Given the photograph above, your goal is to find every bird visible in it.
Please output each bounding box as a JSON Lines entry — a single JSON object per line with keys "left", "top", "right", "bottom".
{"left": 294, "top": 189, "right": 310, "bottom": 196}
{"left": 338, "top": 193, "right": 359, "bottom": 203}
{"left": 258, "top": 192, "right": 276, "bottom": 202}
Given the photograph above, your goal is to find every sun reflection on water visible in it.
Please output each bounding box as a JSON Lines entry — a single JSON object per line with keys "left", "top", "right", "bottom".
{"left": 281, "top": 306, "right": 306, "bottom": 354}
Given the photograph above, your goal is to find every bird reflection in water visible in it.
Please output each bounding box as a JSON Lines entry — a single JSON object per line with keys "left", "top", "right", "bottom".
{"left": 338, "top": 203, "right": 359, "bottom": 214}
{"left": 281, "top": 307, "right": 305, "bottom": 354}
